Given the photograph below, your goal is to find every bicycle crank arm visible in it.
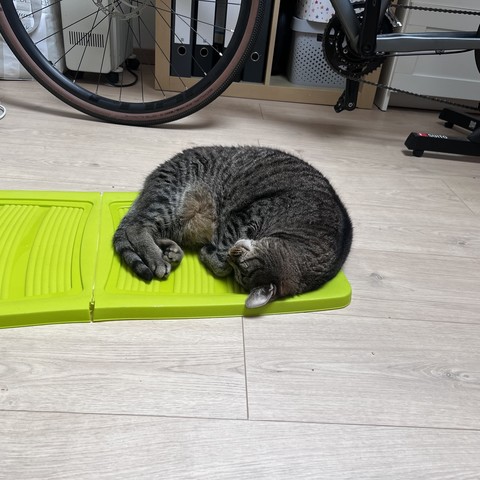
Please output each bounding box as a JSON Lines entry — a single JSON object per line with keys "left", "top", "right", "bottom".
{"left": 376, "top": 31, "right": 480, "bottom": 53}
{"left": 334, "top": 79, "right": 359, "bottom": 113}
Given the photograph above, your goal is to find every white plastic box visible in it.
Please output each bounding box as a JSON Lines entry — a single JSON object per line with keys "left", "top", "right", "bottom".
{"left": 0, "top": 0, "right": 65, "bottom": 79}
{"left": 287, "top": 17, "right": 344, "bottom": 88}
{"left": 296, "top": 0, "right": 356, "bottom": 22}
{"left": 296, "top": 0, "right": 336, "bottom": 23}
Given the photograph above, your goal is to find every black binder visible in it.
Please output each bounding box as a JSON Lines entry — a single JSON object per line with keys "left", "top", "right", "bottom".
{"left": 192, "top": 0, "right": 217, "bottom": 76}
{"left": 242, "top": 0, "right": 273, "bottom": 83}
{"left": 171, "top": 0, "right": 194, "bottom": 77}
{"left": 224, "top": 0, "right": 241, "bottom": 49}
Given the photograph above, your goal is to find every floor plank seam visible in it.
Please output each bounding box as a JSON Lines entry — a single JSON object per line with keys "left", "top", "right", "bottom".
{"left": 2, "top": 409, "right": 480, "bottom": 433}
{"left": 351, "top": 247, "right": 480, "bottom": 263}
{"left": 328, "top": 306, "right": 480, "bottom": 326}
{"left": 250, "top": 418, "right": 480, "bottom": 432}
{"left": 241, "top": 316, "right": 250, "bottom": 420}
{"left": 350, "top": 247, "right": 480, "bottom": 260}
{"left": 347, "top": 201, "right": 475, "bottom": 216}
{"left": 440, "top": 177, "right": 479, "bottom": 217}
{"left": 0, "top": 409, "right": 248, "bottom": 422}
{"left": 258, "top": 104, "right": 265, "bottom": 121}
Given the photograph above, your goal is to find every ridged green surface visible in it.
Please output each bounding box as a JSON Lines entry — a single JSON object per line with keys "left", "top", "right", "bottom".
{"left": 0, "top": 191, "right": 351, "bottom": 328}
{"left": 0, "top": 192, "right": 100, "bottom": 328}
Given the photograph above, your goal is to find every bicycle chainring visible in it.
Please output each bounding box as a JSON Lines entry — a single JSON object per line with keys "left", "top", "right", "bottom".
{"left": 325, "top": 2, "right": 480, "bottom": 112}
{"left": 323, "top": 3, "right": 391, "bottom": 79}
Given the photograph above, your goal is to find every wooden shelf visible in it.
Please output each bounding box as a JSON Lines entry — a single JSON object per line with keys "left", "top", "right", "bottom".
{"left": 154, "top": 0, "right": 379, "bottom": 108}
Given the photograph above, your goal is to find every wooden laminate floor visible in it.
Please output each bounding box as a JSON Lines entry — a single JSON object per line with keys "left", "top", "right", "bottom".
{"left": 1, "top": 81, "right": 480, "bottom": 479}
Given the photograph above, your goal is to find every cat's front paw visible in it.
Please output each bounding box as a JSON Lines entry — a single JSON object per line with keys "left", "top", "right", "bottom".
{"left": 156, "top": 239, "right": 184, "bottom": 268}
{"left": 199, "top": 244, "right": 232, "bottom": 277}
{"left": 162, "top": 244, "right": 184, "bottom": 266}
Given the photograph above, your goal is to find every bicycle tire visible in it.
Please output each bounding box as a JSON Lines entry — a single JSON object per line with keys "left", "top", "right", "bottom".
{"left": 0, "top": 0, "right": 263, "bottom": 126}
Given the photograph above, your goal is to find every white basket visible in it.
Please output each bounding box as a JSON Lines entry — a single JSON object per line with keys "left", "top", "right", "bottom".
{"left": 287, "top": 17, "right": 344, "bottom": 88}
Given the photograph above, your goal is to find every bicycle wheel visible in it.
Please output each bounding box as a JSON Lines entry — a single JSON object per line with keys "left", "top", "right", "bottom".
{"left": 0, "top": 0, "right": 263, "bottom": 126}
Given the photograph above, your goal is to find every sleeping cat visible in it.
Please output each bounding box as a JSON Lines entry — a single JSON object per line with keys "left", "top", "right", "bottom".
{"left": 113, "top": 146, "right": 352, "bottom": 308}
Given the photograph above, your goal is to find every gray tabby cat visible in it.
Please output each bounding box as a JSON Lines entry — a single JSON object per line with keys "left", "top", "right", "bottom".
{"left": 113, "top": 146, "right": 352, "bottom": 308}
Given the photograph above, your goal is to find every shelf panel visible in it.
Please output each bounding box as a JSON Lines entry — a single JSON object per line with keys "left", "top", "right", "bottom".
{"left": 154, "top": 0, "right": 380, "bottom": 108}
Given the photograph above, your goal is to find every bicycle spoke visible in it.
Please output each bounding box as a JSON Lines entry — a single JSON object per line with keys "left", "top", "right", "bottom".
{"left": 0, "top": 0, "right": 261, "bottom": 125}
{"left": 32, "top": 0, "right": 235, "bottom": 91}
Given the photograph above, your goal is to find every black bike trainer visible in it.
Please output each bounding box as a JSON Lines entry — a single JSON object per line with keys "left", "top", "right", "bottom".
{"left": 405, "top": 108, "right": 480, "bottom": 158}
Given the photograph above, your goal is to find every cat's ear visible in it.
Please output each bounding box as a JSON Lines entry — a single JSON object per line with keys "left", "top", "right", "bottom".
{"left": 245, "top": 284, "right": 277, "bottom": 309}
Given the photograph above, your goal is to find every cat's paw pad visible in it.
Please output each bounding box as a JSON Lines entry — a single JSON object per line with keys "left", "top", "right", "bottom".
{"left": 162, "top": 245, "right": 184, "bottom": 266}
{"left": 154, "top": 260, "right": 172, "bottom": 279}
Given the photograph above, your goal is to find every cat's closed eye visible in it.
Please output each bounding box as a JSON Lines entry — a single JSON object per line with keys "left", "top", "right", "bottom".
{"left": 246, "top": 224, "right": 257, "bottom": 237}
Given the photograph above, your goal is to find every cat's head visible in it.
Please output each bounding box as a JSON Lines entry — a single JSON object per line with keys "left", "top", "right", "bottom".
{"left": 227, "top": 238, "right": 302, "bottom": 309}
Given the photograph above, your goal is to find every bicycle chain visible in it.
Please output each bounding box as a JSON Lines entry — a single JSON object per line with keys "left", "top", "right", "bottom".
{"left": 354, "top": 3, "right": 480, "bottom": 112}
{"left": 392, "top": 4, "right": 480, "bottom": 17}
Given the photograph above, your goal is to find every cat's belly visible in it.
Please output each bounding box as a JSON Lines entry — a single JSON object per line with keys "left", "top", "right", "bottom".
{"left": 179, "top": 185, "right": 216, "bottom": 248}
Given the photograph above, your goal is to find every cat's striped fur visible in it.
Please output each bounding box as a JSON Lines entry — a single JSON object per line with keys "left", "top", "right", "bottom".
{"left": 113, "top": 146, "right": 352, "bottom": 308}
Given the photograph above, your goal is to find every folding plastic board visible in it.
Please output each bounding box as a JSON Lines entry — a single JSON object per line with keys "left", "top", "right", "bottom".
{"left": 0, "top": 191, "right": 100, "bottom": 328}
{"left": 0, "top": 191, "right": 352, "bottom": 328}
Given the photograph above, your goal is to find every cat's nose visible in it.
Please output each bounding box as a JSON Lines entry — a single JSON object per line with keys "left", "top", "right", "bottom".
{"left": 235, "top": 239, "right": 253, "bottom": 251}
{"left": 228, "top": 239, "right": 254, "bottom": 261}
{"left": 228, "top": 246, "right": 244, "bottom": 258}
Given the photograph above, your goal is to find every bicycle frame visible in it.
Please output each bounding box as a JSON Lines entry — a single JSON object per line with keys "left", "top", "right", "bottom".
{"left": 330, "top": 0, "right": 480, "bottom": 54}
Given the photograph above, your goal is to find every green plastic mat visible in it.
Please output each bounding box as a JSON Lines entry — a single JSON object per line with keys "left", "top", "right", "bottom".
{"left": 0, "top": 191, "right": 351, "bottom": 328}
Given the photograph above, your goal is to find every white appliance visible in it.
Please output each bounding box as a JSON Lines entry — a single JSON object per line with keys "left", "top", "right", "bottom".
{"left": 59, "top": 1, "right": 134, "bottom": 74}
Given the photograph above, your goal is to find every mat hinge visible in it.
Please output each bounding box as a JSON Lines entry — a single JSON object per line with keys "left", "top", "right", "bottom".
{"left": 89, "top": 300, "right": 95, "bottom": 322}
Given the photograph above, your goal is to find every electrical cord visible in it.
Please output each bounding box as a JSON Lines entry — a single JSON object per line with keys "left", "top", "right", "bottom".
{"left": 105, "top": 67, "right": 139, "bottom": 88}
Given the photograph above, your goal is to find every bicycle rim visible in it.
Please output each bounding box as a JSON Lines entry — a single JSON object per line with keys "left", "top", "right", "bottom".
{"left": 0, "top": 0, "right": 262, "bottom": 125}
